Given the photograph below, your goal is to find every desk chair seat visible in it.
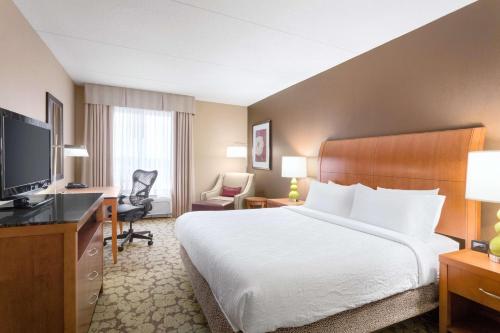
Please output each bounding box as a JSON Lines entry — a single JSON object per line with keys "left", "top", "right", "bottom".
{"left": 104, "top": 169, "right": 158, "bottom": 251}
{"left": 117, "top": 203, "right": 144, "bottom": 215}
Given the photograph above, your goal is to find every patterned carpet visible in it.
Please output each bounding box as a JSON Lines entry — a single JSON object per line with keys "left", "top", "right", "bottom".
{"left": 89, "top": 218, "right": 438, "bottom": 333}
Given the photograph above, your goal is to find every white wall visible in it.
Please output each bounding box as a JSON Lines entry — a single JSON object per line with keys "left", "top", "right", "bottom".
{"left": 0, "top": 0, "right": 75, "bottom": 187}
{"left": 194, "top": 101, "right": 247, "bottom": 200}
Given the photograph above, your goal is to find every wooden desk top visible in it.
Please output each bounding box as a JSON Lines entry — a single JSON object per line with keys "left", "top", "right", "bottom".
{"left": 0, "top": 193, "right": 103, "bottom": 228}
{"left": 63, "top": 186, "right": 121, "bottom": 199}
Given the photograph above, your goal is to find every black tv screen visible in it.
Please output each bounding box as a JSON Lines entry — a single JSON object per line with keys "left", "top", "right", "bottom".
{"left": 2, "top": 115, "right": 51, "bottom": 196}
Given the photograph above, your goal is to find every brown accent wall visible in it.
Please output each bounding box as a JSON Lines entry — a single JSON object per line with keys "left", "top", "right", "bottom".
{"left": 248, "top": 0, "right": 500, "bottom": 239}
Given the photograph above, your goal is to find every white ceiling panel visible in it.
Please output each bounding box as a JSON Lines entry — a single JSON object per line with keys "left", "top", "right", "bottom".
{"left": 176, "top": 0, "right": 475, "bottom": 54}
{"left": 13, "top": 0, "right": 475, "bottom": 105}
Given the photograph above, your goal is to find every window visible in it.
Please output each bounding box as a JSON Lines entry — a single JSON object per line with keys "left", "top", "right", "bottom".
{"left": 112, "top": 107, "right": 173, "bottom": 198}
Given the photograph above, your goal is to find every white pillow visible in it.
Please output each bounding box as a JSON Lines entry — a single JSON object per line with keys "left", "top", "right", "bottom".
{"left": 350, "top": 185, "right": 446, "bottom": 242}
{"left": 328, "top": 180, "right": 372, "bottom": 191}
{"left": 304, "top": 181, "right": 358, "bottom": 217}
{"left": 377, "top": 186, "right": 440, "bottom": 195}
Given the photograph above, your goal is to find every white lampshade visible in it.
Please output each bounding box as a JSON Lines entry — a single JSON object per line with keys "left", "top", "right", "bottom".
{"left": 282, "top": 156, "right": 307, "bottom": 178}
{"left": 226, "top": 146, "right": 247, "bottom": 158}
{"left": 64, "top": 145, "right": 89, "bottom": 157}
{"left": 466, "top": 151, "right": 500, "bottom": 203}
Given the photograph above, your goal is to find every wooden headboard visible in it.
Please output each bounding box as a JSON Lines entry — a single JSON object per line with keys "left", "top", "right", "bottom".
{"left": 318, "top": 127, "right": 485, "bottom": 247}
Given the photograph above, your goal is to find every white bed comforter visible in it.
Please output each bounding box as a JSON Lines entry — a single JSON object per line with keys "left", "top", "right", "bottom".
{"left": 175, "top": 206, "right": 439, "bottom": 333}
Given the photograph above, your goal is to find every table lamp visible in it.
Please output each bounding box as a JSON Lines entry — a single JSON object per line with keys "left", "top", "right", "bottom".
{"left": 64, "top": 144, "right": 89, "bottom": 158}
{"left": 281, "top": 156, "right": 307, "bottom": 201}
{"left": 466, "top": 151, "right": 500, "bottom": 262}
{"left": 64, "top": 145, "right": 89, "bottom": 189}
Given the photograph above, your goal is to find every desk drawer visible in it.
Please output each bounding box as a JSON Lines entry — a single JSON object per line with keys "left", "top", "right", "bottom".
{"left": 448, "top": 266, "right": 500, "bottom": 312}
{"left": 77, "top": 224, "right": 103, "bottom": 333}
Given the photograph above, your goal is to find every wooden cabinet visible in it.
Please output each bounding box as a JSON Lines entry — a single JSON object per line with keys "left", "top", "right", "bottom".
{"left": 77, "top": 217, "right": 104, "bottom": 333}
{"left": 439, "top": 250, "right": 500, "bottom": 333}
{"left": 0, "top": 194, "right": 104, "bottom": 333}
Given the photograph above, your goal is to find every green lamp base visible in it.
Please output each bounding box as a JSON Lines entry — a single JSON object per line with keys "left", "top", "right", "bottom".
{"left": 488, "top": 212, "right": 500, "bottom": 262}
{"left": 288, "top": 177, "right": 299, "bottom": 202}
{"left": 489, "top": 252, "right": 500, "bottom": 263}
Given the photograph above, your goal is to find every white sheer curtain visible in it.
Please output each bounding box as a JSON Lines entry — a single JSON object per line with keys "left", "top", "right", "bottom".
{"left": 112, "top": 107, "right": 173, "bottom": 197}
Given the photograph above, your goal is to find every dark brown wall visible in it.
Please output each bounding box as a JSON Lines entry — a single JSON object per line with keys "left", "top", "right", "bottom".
{"left": 247, "top": 0, "right": 500, "bottom": 239}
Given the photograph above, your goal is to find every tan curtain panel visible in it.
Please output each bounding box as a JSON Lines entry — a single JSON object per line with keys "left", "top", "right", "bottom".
{"left": 82, "top": 104, "right": 114, "bottom": 186}
{"left": 163, "top": 92, "right": 195, "bottom": 114}
{"left": 172, "top": 112, "right": 195, "bottom": 217}
{"left": 84, "top": 84, "right": 126, "bottom": 106}
{"left": 83, "top": 83, "right": 196, "bottom": 215}
{"left": 84, "top": 83, "right": 195, "bottom": 114}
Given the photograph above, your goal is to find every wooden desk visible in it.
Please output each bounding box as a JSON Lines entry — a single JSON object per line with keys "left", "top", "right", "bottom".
{"left": 64, "top": 187, "right": 121, "bottom": 264}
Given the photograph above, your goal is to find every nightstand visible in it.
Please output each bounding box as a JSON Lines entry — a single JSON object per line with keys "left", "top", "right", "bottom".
{"left": 246, "top": 197, "right": 268, "bottom": 209}
{"left": 267, "top": 198, "right": 305, "bottom": 208}
{"left": 439, "top": 249, "right": 500, "bottom": 333}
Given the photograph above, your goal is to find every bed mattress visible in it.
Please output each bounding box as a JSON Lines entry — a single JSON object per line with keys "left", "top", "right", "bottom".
{"left": 175, "top": 206, "right": 457, "bottom": 333}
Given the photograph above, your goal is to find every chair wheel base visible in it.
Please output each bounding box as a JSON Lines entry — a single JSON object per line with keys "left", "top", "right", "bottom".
{"left": 103, "top": 241, "right": 107, "bottom": 246}
{"left": 118, "top": 246, "right": 124, "bottom": 252}
{"left": 148, "top": 240, "right": 153, "bottom": 246}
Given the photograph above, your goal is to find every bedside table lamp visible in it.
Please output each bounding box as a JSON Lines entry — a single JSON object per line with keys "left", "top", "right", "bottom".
{"left": 281, "top": 156, "right": 307, "bottom": 202}
{"left": 466, "top": 151, "right": 500, "bottom": 262}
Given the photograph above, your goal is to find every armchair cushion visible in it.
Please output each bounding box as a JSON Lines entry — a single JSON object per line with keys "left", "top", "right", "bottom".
{"left": 210, "top": 196, "right": 234, "bottom": 202}
{"left": 221, "top": 186, "right": 241, "bottom": 197}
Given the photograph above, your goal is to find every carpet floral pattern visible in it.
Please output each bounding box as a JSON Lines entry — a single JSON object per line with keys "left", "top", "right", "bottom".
{"left": 90, "top": 218, "right": 437, "bottom": 333}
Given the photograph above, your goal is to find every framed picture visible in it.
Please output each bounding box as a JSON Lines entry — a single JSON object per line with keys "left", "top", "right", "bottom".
{"left": 252, "top": 120, "right": 272, "bottom": 170}
{"left": 46, "top": 92, "right": 64, "bottom": 181}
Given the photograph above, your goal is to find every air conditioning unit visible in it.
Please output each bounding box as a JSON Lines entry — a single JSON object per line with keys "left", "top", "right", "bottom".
{"left": 147, "top": 196, "right": 172, "bottom": 217}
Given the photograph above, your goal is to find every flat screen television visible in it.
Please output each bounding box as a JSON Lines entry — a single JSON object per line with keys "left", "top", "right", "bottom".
{"left": 0, "top": 108, "right": 51, "bottom": 200}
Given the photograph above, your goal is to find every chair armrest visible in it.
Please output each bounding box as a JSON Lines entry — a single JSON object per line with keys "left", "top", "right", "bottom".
{"left": 233, "top": 175, "right": 255, "bottom": 209}
{"left": 137, "top": 197, "right": 154, "bottom": 212}
{"left": 118, "top": 194, "right": 127, "bottom": 204}
{"left": 201, "top": 188, "right": 221, "bottom": 200}
{"left": 233, "top": 192, "right": 251, "bottom": 209}
{"left": 201, "top": 174, "right": 223, "bottom": 200}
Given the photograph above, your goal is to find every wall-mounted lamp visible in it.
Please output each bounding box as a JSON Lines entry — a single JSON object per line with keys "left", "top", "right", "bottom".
{"left": 226, "top": 146, "right": 247, "bottom": 158}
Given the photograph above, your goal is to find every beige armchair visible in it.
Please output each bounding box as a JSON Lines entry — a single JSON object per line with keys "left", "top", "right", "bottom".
{"left": 201, "top": 172, "right": 255, "bottom": 209}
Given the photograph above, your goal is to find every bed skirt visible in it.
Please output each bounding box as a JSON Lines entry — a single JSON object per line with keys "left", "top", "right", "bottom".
{"left": 180, "top": 246, "right": 438, "bottom": 333}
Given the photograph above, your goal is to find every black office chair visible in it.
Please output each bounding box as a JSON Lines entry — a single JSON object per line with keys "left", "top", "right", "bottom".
{"left": 104, "top": 169, "right": 158, "bottom": 251}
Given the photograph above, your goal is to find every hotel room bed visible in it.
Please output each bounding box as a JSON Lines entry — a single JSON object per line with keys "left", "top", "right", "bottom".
{"left": 176, "top": 206, "right": 458, "bottom": 333}
{"left": 176, "top": 127, "right": 485, "bottom": 333}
